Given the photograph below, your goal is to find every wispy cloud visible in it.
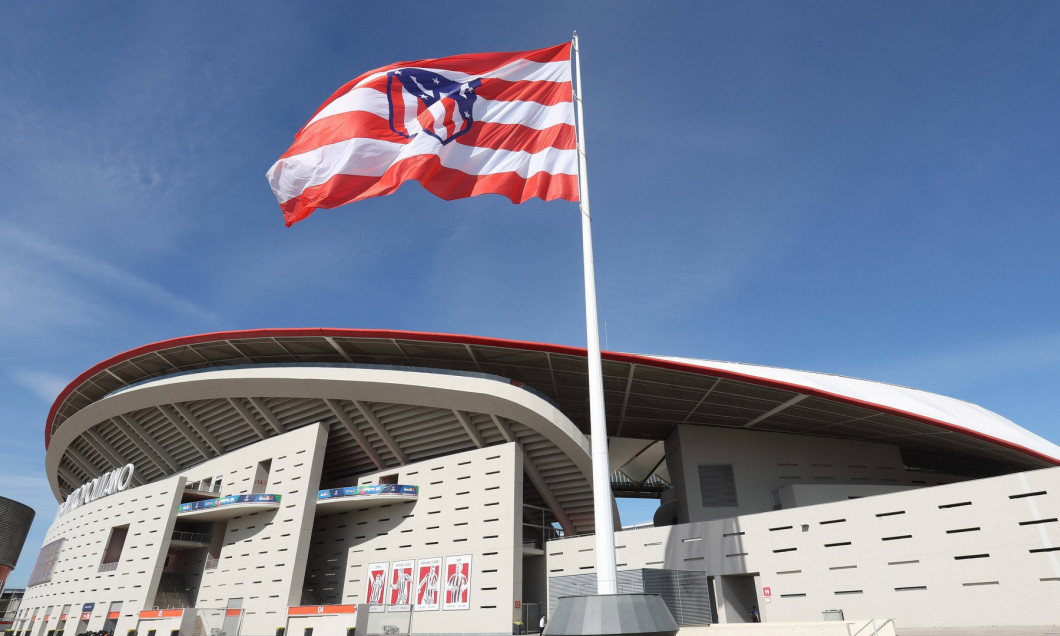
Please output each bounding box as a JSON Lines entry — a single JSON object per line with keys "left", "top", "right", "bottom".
{"left": 0, "top": 225, "right": 216, "bottom": 336}
{"left": 0, "top": 472, "right": 52, "bottom": 497}
{"left": 8, "top": 370, "right": 68, "bottom": 403}
{"left": 0, "top": 467, "right": 55, "bottom": 516}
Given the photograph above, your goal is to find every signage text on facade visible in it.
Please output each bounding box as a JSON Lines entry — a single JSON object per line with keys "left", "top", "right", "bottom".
{"left": 57, "top": 464, "right": 135, "bottom": 517}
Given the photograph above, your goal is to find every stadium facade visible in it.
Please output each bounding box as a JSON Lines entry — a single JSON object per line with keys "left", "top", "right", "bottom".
{"left": 13, "top": 328, "right": 1060, "bottom": 635}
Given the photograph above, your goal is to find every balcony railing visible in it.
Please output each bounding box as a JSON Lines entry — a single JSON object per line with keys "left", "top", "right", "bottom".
{"left": 178, "top": 493, "right": 281, "bottom": 515}
{"left": 98, "top": 561, "right": 119, "bottom": 572}
{"left": 314, "top": 484, "right": 418, "bottom": 515}
{"left": 204, "top": 556, "right": 220, "bottom": 570}
{"left": 171, "top": 531, "right": 210, "bottom": 543}
{"left": 185, "top": 481, "right": 222, "bottom": 494}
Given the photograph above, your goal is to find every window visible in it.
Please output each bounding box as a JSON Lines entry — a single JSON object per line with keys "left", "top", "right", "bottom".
{"left": 99, "top": 525, "right": 129, "bottom": 570}
{"left": 253, "top": 461, "right": 271, "bottom": 494}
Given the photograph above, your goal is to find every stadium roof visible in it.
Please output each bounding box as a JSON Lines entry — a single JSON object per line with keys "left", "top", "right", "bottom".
{"left": 47, "top": 329, "right": 1060, "bottom": 475}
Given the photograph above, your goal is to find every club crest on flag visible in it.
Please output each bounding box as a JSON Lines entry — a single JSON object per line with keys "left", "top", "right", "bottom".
{"left": 387, "top": 68, "right": 482, "bottom": 145}
{"left": 268, "top": 42, "right": 578, "bottom": 225}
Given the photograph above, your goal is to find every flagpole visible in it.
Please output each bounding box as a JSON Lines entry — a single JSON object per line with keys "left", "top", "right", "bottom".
{"left": 572, "top": 31, "right": 618, "bottom": 597}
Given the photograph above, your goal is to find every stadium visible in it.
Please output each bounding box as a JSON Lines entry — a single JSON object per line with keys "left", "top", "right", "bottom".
{"left": 14, "top": 328, "right": 1060, "bottom": 635}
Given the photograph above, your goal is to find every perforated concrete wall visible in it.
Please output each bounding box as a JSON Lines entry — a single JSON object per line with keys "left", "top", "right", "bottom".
{"left": 17, "top": 423, "right": 327, "bottom": 636}
{"left": 305, "top": 442, "right": 525, "bottom": 636}
{"left": 547, "top": 465, "right": 1060, "bottom": 627}
{"left": 17, "top": 475, "right": 184, "bottom": 634}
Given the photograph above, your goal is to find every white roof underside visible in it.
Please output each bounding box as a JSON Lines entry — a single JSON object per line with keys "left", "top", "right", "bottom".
{"left": 651, "top": 355, "right": 1060, "bottom": 462}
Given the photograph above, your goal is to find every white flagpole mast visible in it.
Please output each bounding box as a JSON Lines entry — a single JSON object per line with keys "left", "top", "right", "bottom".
{"left": 572, "top": 30, "right": 618, "bottom": 596}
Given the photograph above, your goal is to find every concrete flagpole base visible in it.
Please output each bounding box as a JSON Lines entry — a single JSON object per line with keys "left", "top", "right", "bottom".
{"left": 543, "top": 594, "right": 678, "bottom": 636}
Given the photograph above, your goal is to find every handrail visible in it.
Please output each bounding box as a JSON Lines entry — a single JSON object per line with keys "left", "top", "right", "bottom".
{"left": 848, "top": 618, "right": 896, "bottom": 636}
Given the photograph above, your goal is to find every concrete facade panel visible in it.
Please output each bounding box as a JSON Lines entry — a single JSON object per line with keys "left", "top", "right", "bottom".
{"left": 547, "top": 465, "right": 1060, "bottom": 627}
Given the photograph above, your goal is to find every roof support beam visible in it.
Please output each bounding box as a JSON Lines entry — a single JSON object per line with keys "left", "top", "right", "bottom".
{"left": 353, "top": 400, "right": 406, "bottom": 465}
{"left": 56, "top": 465, "right": 81, "bottom": 494}
{"left": 544, "top": 352, "right": 561, "bottom": 399}
{"left": 113, "top": 415, "right": 177, "bottom": 473}
{"left": 390, "top": 340, "right": 413, "bottom": 365}
{"left": 683, "top": 378, "right": 721, "bottom": 423}
{"left": 248, "top": 397, "right": 285, "bottom": 436}
{"left": 122, "top": 358, "right": 151, "bottom": 378}
{"left": 743, "top": 394, "right": 808, "bottom": 429}
{"left": 490, "top": 414, "right": 514, "bottom": 443}
{"left": 152, "top": 352, "right": 178, "bottom": 375}
{"left": 325, "top": 336, "right": 354, "bottom": 363}
{"left": 522, "top": 450, "right": 575, "bottom": 536}
{"left": 226, "top": 398, "right": 267, "bottom": 440}
{"left": 615, "top": 364, "right": 637, "bottom": 437}
{"left": 82, "top": 430, "right": 128, "bottom": 469}
{"left": 64, "top": 442, "right": 156, "bottom": 494}
{"left": 157, "top": 405, "right": 213, "bottom": 460}
{"left": 325, "top": 399, "right": 383, "bottom": 470}
{"left": 222, "top": 339, "right": 257, "bottom": 364}
{"left": 271, "top": 337, "right": 296, "bottom": 357}
{"left": 488, "top": 414, "right": 573, "bottom": 535}
{"left": 641, "top": 454, "right": 667, "bottom": 488}
{"left": 453, "top": 410, "right": 484, "bottom": 448}
{"left": 464, "top": 344, "right": 484, "bottom": 373}
{"left": 82, "top": 430, "right": 142, "bottom": 486}
{"left": 64, "top": 447, "right": 103, "bottom": 481}
{"left": 171, "top": 402, "right": 224, "bottom": 455}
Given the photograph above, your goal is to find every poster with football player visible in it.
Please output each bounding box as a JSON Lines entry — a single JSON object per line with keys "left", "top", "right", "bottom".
{"left": 388, "top": 559, "right": 415, "bottom": 606}
{"left": 442, "top": 554, "right": 472, "bottom": 610}
{"left": 364, "top": 562, "right": 389, "bottom": 605}
{"left": 414, "top": 557, "right": 443, "bottom": 611}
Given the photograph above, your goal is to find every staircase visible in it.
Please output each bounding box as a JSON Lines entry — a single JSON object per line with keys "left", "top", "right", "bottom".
{"left": 152, "top": 572, "right": 194, "bottom": 609}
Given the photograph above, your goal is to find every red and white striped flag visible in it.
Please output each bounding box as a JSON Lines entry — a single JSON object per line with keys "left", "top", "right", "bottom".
{"left": 267, "top": 43, "right": 578, "bottom": 226}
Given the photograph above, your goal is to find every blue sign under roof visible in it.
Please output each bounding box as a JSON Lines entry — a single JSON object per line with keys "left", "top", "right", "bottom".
{"left": 317, "top": 484, "right": 418, "bottom": 500}
{"left": 179, "top": 493, "right": 280, "bottom": 513}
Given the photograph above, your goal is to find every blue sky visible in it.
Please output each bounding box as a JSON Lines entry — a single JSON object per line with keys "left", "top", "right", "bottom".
{"left": 3, "top": 2, "right": 1060, "bottom": 587}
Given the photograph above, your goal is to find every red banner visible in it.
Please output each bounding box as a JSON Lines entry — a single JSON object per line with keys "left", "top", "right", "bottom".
{"left": 287, "top": 605, "right": 356, "bottom": 616}
{"left": 138, "top": 609, "right": 184, "bottom": 619}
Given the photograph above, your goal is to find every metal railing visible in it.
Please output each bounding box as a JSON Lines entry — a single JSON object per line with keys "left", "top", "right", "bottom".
{"left": 848, "top": 618, "right": 897, "bottom": 636}
{"left": 171, "top": 531, "right": 209, "bottom": 543}
{"left": 204, "top": 556, "right": 220, "bottom": 570}
{"left": 184, "top": 481, "right": 222, "bottom": 495}
{"left": 621, "top": 521, "right": 655, "bottom": 530}
{"left": 97, "top": 562, "right": 118, "bottom": 572}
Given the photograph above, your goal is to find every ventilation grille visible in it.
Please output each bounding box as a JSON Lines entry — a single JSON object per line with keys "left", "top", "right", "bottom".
{"left": 698, "top": 464, "right": 738, "bottom": 508}
{"left": 548, "top": 569, "right": 713, "bottom": 626}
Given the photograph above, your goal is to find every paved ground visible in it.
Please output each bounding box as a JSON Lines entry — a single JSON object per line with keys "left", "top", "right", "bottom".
{"left": 900, "top": 629, "right": 1060, "bottom": 636}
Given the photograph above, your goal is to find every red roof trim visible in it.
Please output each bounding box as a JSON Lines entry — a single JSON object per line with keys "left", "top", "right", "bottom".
{"left": 45, "top": 328, "right": 1059, "bottom": 466}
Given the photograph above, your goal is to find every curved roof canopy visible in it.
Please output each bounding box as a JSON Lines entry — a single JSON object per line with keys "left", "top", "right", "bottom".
{"left": 48, "top": 362, "right": 598, "bottom": 533}
{"left": 47, "top": 329, "right": 1060, "bottom": 492}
